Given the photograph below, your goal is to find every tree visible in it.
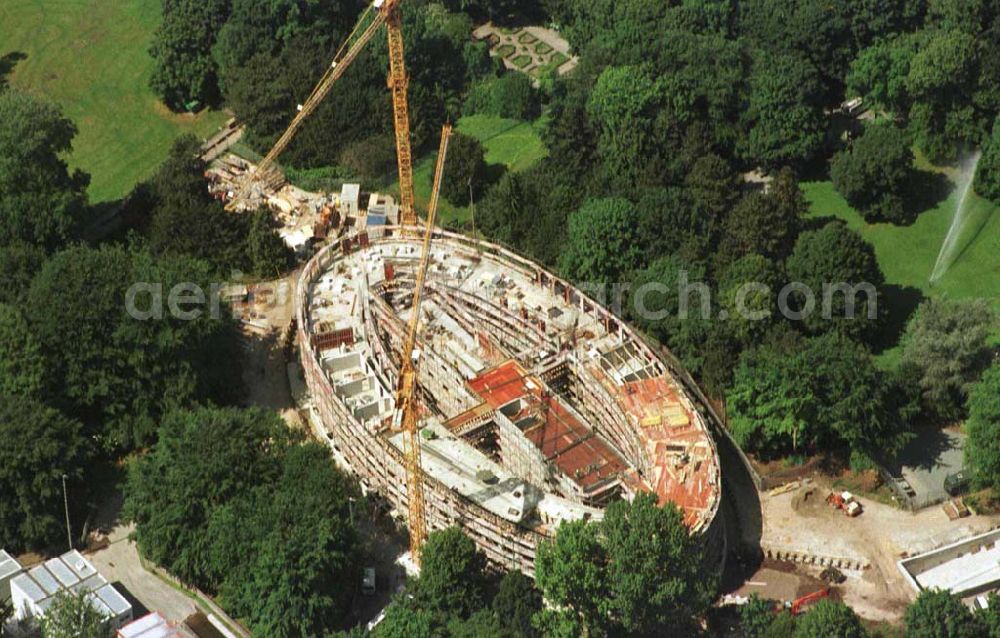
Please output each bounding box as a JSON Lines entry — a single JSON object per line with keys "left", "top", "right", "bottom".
{"left": 718, "top": 169, "right": 806, "bottom": 265}
{"left": 741, "top": 594, "right": 777, "bottom": 638}
{"left": 905, "top": 589, "right": 986, "bottom": 638}
{"left": 534, "top": 520, "right": 610, "bottom": 638}
{"left": 148, "top": 136, "right": 251, "bottom": 275}
{"left": 491, "top": 571, "right": 542, "bottom": 638}
{"left": 728, "top": 331, "right": 908, "bottom": 457}
{"left": 848, "top": 32, "right": 924, "bottom": 115}
{"left": 0, "top": 395, "right": 89, "bottom": 552}
{"left": 603, "top": 494, "right": 714, "bottom": 636}
{"left": 535, "top": 495, "right": 713, "bottom": 637}
{"left": 975, "top": 118, "right": 1000, "bottom": 204}
{"left": 476, "top": 161, "right": 582, "bottom": 267}
{"left": 965, "top": 363, "right": 1000, "bottom": 490}
{"left": 374, "top": 600, "right": 435, "bottom": 638}
{"left": 626, "top": 255, "right": 712, "bottom": 378}
{"left": 716, "top": 254, "right": 783, "bottom": 347}
{"left": 464, "top": 73, "right": 541, "bottom": 121}
{"left": 739, "top": 51, "right": 826, "bottom": 169}
{"left": 905, "top": 29, "right": 984, "bottom": 161}
{"left": 442, "top": 132, "right": 488, "bottom": 206}
{"left": 739, "top": 0, "right": 855, "bottom": 90}
{"left": 412, "top": 527, "right": 488, "bottom": 621}
{"left": 559, "top": 198, "right": 643, "bottom": 285}
{"left": 40, "top": 591, "right": 113, "bottom": 638}
{"left": 148, "top": 0, "right": 230, "bottom": 109}
{"left": 124, "top": 407, "right": 293, "bottom": 585}
{"left": 784, "top": 222, "right": 884, "bottom": 342}
{"left": 0, "top": 89, "right": 89, "bottom": 250}
{"left": 0, "top": 241, "right": 46, "bottom": 305}
{"left": 339, "top": 134, "right": 398, "bottom": 183}
{"left": 586, "top": 65, "right": 667, "bottom": 190}
{"left": 209, "top": 444, "right": 359, "bottom": 638}
{"left": 25, "top": 244, "right": 242, "bottom": 449}
{"left": 246, "top": 208, "right": 294, "bottom": 278}
{"left": 830, "top": 122, "right": 915, "bottom": 223}
{"left": 794, "top": 599, "right": 867, "bottom": 638}
{"left": 0, "top": 304, "right": 48, "bottom": 399}
{"left": 899, "top": 298, "right": 995, "bottom": 420}
{"left": 976, "top": 592, "right": 1000, "bottom": 638}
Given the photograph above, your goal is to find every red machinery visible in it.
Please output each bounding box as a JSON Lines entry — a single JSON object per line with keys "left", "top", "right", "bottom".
{"left": 827, "top": 491, "right": 863, "bottom": 517}
{"left": 788, "top": 588, "right": 830, "bottom": 616}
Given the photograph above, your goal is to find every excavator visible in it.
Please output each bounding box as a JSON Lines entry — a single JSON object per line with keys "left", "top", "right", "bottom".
{"left": 225, "top": 0, "right": 445, "bottom": 566}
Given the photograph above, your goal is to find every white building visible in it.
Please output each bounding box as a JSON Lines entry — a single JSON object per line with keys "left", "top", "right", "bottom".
{"left": 9, "top": 550, "right": 133, "bottom": 629}
{"left": 117, "top": 612, "right": 195, "bottom": 638}
{"left": 0, "top": 549, "right": 23, "bottom": 602}
{"left": 340, "top": 183, "right": 361, "bottom": 218}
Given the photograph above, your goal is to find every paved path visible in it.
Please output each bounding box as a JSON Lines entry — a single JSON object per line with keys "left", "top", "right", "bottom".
{"left": 86, "top": 524, "right": 196, "bottom": 623}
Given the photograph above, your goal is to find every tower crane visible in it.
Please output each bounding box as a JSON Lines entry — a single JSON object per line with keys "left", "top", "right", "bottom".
{"left": 224, "top": 0, "right": 446, "bottom": 564}
{"left": 395, "top": 124, "right": 452, "bottom": 565}
{"left": 226, "top": 0, "right": 418, "bottom": 226}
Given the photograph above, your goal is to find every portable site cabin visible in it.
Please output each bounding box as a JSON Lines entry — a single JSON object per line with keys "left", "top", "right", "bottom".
{"left": 9, "top": 550, "right": 133, "bottom": 629}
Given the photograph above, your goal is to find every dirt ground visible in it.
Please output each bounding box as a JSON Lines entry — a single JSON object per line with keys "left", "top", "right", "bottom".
{"left": 237, "top": 272, "right": 304, "bottom": 430}
{"left": 761, "top": 479, "right": 1000, "bottom": 622}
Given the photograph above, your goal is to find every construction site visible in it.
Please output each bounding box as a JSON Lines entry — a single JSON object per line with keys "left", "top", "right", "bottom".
{"left": 199, "top": 0, "right": 730, "bottom": 575}
{"left": 293, "top": 218, "right": 725, "bottom": 573}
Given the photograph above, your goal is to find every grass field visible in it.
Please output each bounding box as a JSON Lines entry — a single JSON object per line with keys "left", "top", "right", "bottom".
{"left": 803, "top": 181, "right": 1000, "bottom": 303}
{"left": 0, "top": 0, "right": 228, "bottom": 203}
{"left": 803, "top": 173, "right": 1000, "bottom": 366}
{"left": 401, "top": 114, "right": 549, "bottom": 227}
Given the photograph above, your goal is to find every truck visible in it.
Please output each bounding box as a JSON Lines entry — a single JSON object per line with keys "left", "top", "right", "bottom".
{"left": 827, "top": 491, "right": 863, "bottom": 517}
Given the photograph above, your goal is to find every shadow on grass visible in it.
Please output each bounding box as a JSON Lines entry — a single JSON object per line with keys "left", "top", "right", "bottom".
{"left": 898, "top": 168, "right": 953, "bottom": 226}
{"left": 0, "top": 51, "right": 27, "bottom": 89}
{"left": 872, "top": 283, "right": 925, "bottom": 355}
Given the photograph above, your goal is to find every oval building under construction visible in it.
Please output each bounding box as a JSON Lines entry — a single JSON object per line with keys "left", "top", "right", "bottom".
{"left": 296, "top": 226, "right": 726, "bottom": 574}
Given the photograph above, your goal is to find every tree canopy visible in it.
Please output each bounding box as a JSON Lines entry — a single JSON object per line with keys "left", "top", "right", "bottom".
{"left": 831, "top": 121, "right": 916, "bottom": 223}
{"left": 125, "top": 407, "right": 360, "bottom": 638}
{"left": 728, "top": 330, "right": 909, "bottom": 458}
{"left": 965, "top": 362, "right": 1000, "bottom": 491}
{"left": 899, "top": 298, "right": 996, "bottom": 420}
{"left": 0, "top": 89, "right": 89, "bottom": 251}
{"left": 24, "top": 244, "right": 242, "bottom": 450}
{"left": 905, "top": 589, "right": 986, "bottom": 638}
{"left": 0, "top": 395, "right": 89, "bottom": 552}
{"left": 559, "top": 198, "right": 643, "bottom": 285}
{"left": 535, "top": 494, "right": 713, "bottom": 638}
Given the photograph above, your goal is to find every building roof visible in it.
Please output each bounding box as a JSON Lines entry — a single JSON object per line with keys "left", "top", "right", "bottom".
{"left": 118, "top": 612, "right": 195, "bottom": 638}
{"left": 0, "top": 549, "right": 23, "bottom": 581}
{"left": 10, "top": 550, "right": 131, "bottom": 619}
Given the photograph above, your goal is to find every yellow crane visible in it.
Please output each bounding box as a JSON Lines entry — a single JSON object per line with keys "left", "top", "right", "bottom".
{"left": 227, "top": 0, "right": 417, "bottom": 226}
{"left": 224, "top": 0, "right": 441, "bottom": 563}
{"left": 396, "top": 124, "right": 452, "bottom": 565}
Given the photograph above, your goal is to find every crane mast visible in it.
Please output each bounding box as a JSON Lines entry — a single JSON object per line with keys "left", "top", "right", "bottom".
{"left": 397, "top": 124, "right": 453, "bottom": 565}
{"left": 222, "top": 0, "right": 437, "bottom": 562}
{"left": 226, "top": 0, "right": 417, "bottom": 223}
{"left": 386, "top": 10, "right": 417, "bottom": 227}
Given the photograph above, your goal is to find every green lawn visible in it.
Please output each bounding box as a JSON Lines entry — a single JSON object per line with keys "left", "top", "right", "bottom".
{"left": 803, "top": 176, "right": 1000, "bottom": 366}
{"left": 0, "top": 0, "right": 228, "bottom": 203}
{"left": 399, "top": 114, "right": 549, "bottom": 227}
{"left": 803, "top": 181, "right": 1000, "bottom": 303}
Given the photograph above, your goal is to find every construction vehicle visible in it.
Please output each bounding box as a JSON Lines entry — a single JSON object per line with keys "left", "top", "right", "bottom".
{"left": 226, "top": 0, "right": 418, "bottom": 227}
{"left": 827, "top": 491, "right": 863, "bottom": 517}
{"left": 392, "top": 124, "right": 453, "bottom": 565}
{"left": 786, "top": 588, "right": 830, "bottom": 616}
